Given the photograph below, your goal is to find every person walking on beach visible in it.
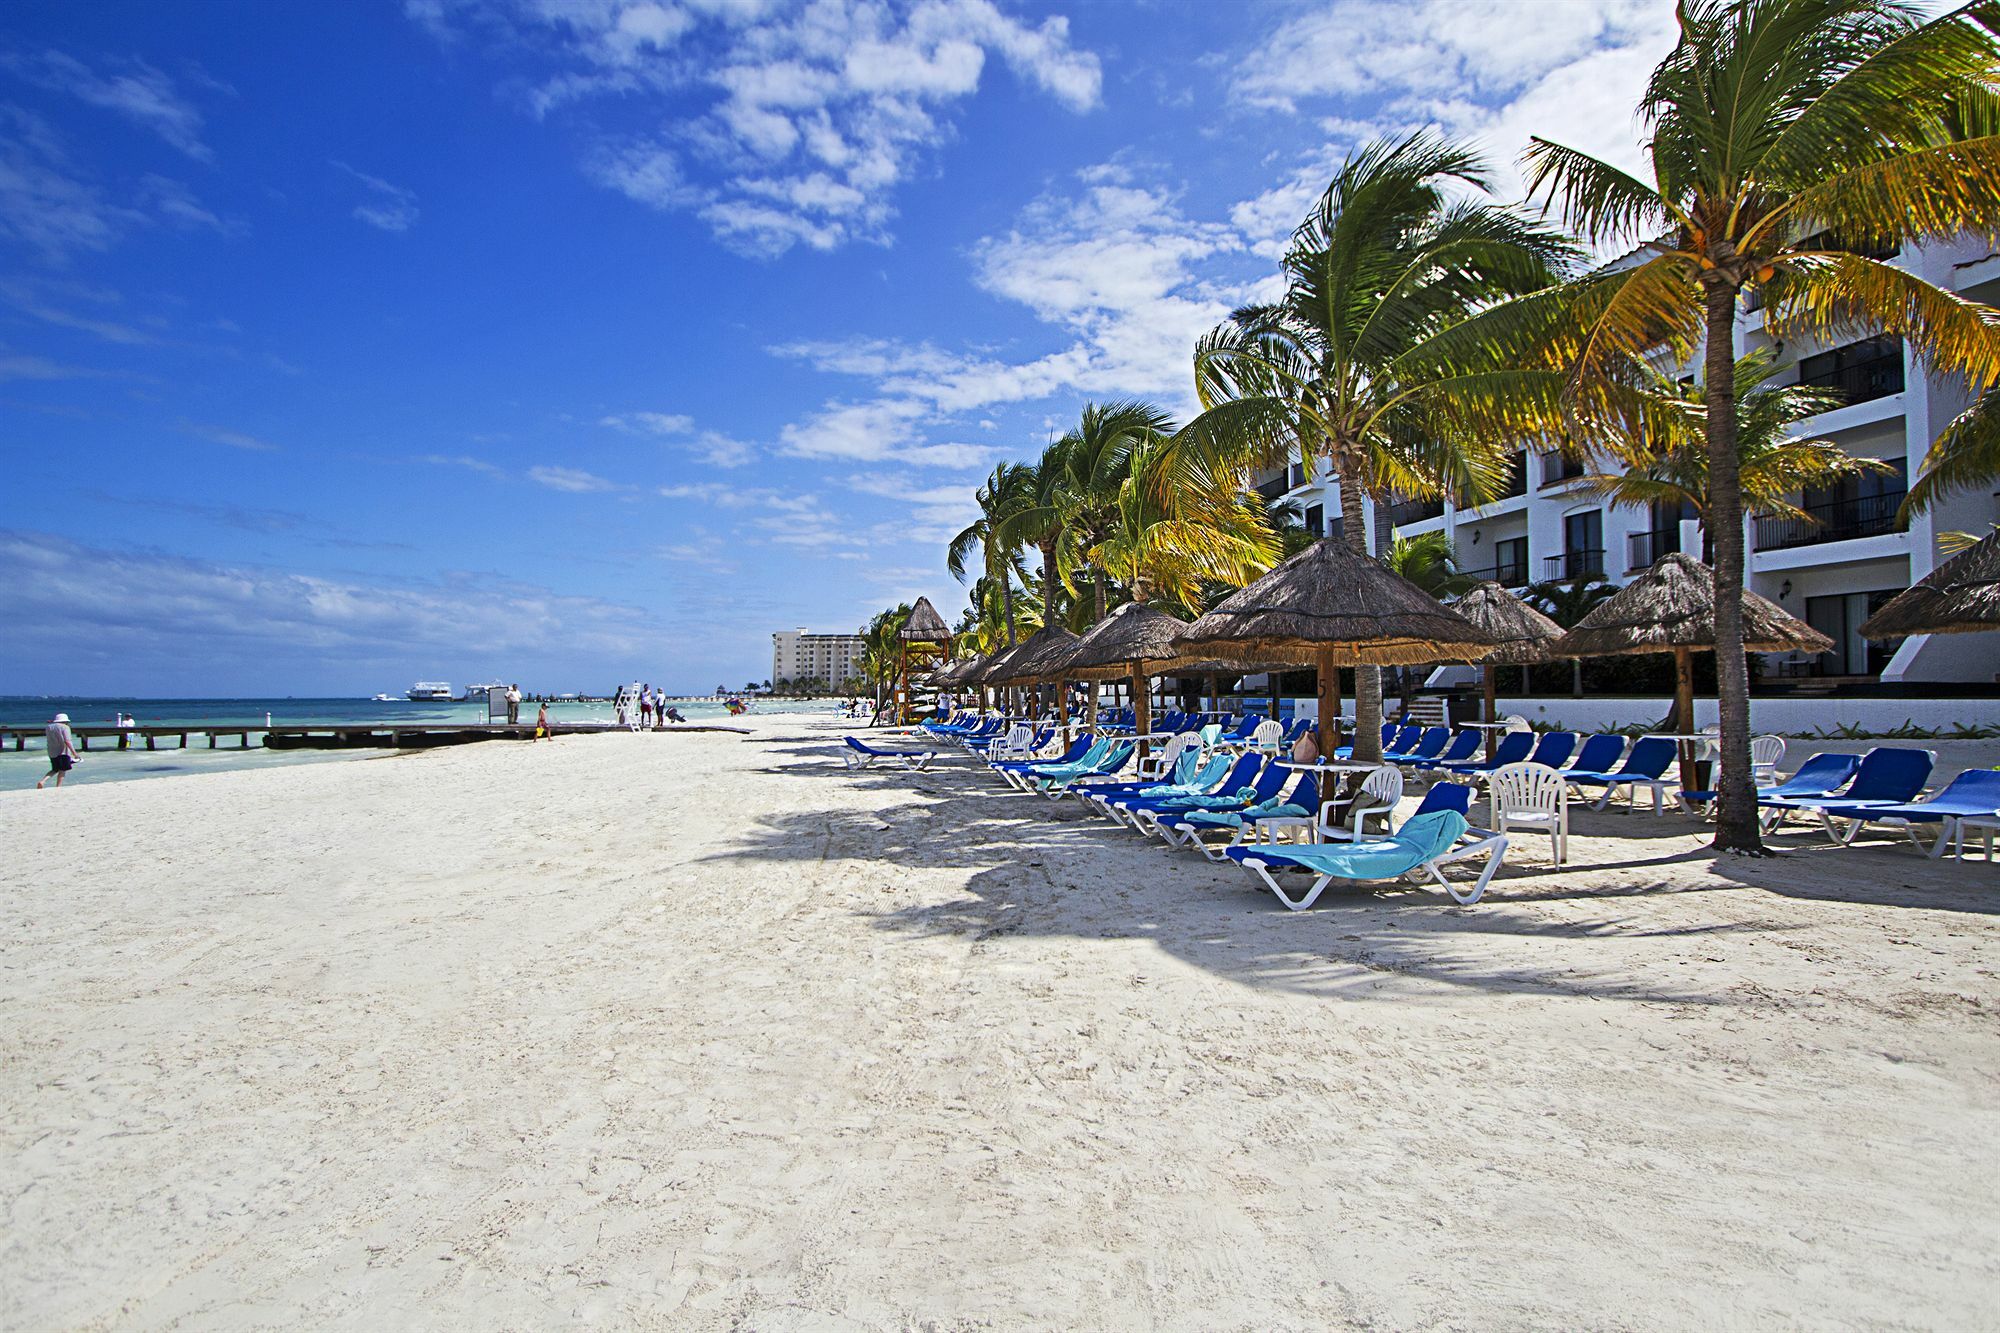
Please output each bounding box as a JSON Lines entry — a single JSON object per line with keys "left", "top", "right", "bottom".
{"left": 505, "top": 683, "right": 522, "bottom": 725}
{"left": 534, "top": 700, "right": 549, "bottom": 741}
{"left": 38, "top": 713, "right": 78, "bottom": 789}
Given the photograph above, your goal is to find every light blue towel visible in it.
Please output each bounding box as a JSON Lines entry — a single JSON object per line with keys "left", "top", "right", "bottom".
{"left": 1184, "top": 794, "right": 1309, "bottom": 828}
{"left": 1244, "top": 811, "right": 1468, "bottom": 878}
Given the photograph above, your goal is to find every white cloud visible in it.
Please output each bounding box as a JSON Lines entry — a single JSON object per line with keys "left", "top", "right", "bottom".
{"left": 412, "top": 0, "right": 1103, "bottom": 256}
{"left": 528, "top": 464, "right": 619, "bottom": 492}
{"left": 0, "top": 106, "right": 140, "bottom": 259}
{"left": 2, "top": 50, "right": 216, "bottom": 160}
{"left": 419, "top": 453, "right": 506, "bottom": 478}
{"left": 0, "top": 529, "right": 664, "bottom": 678}
{"left": 1228, "top": 0, "right": 1676, "bottom": 204}
{"left": 601, "top": 410, "right": 696, "bottom": 436}
{"left": 179, "top": 420, "right": 277, "bottom": 452}
{"left": 333, "top": 161, "right": 420, "bottom": 232}
{"left": 602, "top": 410, "right": 754, "bottom": 466}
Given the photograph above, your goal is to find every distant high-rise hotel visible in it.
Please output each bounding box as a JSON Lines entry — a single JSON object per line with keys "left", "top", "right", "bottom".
{"left": 772, "top": 628, "right": 866, "bottom": 688}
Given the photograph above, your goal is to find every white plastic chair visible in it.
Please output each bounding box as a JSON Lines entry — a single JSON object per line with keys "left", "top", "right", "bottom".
{"left": 1750, "top": 735, "right": 1786, "bottom": 786}
{"left": 1301, "top": 764, "right": 1403, "bottom": 841}
{"left": 1503, "top": 713, "right": 1532, "bottom": 733}
{"left": 1136, "top": 730, "right": 1197, "bottom": 781}
{"left": 1487, "top": 762, "right": 1568, "bottom": 866}
{"left": 1250, "top": 718, "right": 1285, "bottom": 755}
{"left": 991, "top": 723, "right": 1036, "bottom": 762}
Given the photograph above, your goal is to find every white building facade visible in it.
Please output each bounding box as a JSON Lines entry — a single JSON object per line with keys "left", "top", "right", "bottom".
{"left": 1259, "top": 233, "right": 2000, "bottom": 688}
{"left": 772, "top": 629, "right": 867, "bottom": 689}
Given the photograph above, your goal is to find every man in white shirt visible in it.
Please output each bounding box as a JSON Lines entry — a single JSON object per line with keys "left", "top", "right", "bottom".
{"left": 505, "top": 684, "right": 522, "bottom": 725}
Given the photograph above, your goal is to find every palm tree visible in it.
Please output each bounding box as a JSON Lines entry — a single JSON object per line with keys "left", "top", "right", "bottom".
{"left": 1575, "top": 349, "right": 1891, "bottom": 535}
{"left": 1085, "top": 434, "right": 1282, "bottom": 606}
{"left": 1521, "top": 0, "right": 2000, "bottom": 851}
{"left": 1526, "top": 576, "right": 1620, "bottom": 695}
{"left": 1176, "top": 131, "right": 1578, "bottom": 759}
{"left": 948, "top": 463, "right": 1034, "bottom": 648}
{"left": 995, "top": 401, "right": 1170, "bottom": 623}
{"left": 858, "top": 604, "right": 912, "bottom": 725}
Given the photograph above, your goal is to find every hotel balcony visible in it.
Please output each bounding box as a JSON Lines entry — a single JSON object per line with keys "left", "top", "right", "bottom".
{"left": 1796, "top": 337, "right": 1904, "bottom": 407}
{"left": 1543, "top": 547, "right": 1606, "bottom": 581}
{"left": 1463, "top": 553, "right": 1531, "bottom": 588}
{"left": 1538, "top": 451, "right": 1587, "bottom": 489}
{"left": 1387, "top": 495, "right": 1445, "bottom": 528}
{"left": 1753, "top": 490, "right": 1907, "bottom": 552}
{"left": 1626, "top": 527, "right": 1681, "bottom": 571}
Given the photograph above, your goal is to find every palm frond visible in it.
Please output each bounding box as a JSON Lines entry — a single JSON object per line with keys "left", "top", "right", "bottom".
{"left": 1908, "top": 383, "right": 2000, "bottom": 514}
{"left": 1521, "top": 138, "right": 1674, "bottom": 243}
{"left": 1773, "top": 250, "right": 2000, "bottom": 391}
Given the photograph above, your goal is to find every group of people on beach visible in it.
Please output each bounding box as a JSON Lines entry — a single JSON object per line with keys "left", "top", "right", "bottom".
{"left": 621, "top": 686, "right": 686, "bottom": 730}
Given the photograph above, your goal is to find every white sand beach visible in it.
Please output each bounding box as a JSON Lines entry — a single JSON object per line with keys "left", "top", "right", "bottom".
{"left": 3, "top": 715, "right": 1997, "bottom": 1328}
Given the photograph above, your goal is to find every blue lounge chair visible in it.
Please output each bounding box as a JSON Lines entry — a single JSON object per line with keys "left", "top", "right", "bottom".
{"left": 1411, "top": 729, "right": 1482, "bottom": 772}
{"left": 1761, "top": 747, "right": 1934, "bottom": 835}
{"left": 842, "top": 736, "right": 935, "bottom": 771}
{"left": 1082, "top": 749, "right": 1231, "bottom": 818}
{"left": 992, "top": 735, "right": 1093, "bottom": 787}
{"left": 1384, "top": 726, "right": 1449, "bottom": 765}
{"left": 1682, "top": 750, "right": 1860, "bottom": 815}
{"left": 1038, "top": 743, "right": 1136, "bottom": 795}
{"left": 1119, "top": 753, "right": 1265, "bottom": 831}
{"left": 1157, "top": 761, "right": 1299, "bottom": 851}
{"left": 1441, "top": 729, "right": 1539, "bottom": 776}
{"left": 1171, "top": 774, "right": 1323, "bottom": 860}
{"left": 1566, "top": 736, "right": 1678, "bottom": 813}
{"left": 1821, "top": 766, "right": 2000, "bottom": 856}
{"left": 1563, "top": 733, "right": 1628, "bottom": 778}
{"left": 1225, "top": 810, "right": 1508, "bottom": 909}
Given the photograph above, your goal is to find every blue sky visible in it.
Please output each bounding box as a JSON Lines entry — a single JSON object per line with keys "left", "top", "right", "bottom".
{"left": 1, "top": 0, "right": 1672, "bottom": 696}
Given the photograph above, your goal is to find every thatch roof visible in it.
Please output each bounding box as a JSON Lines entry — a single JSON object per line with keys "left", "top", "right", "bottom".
{"left": 964, "top": 636, "right": 1033, "bottom": 685}
{"left": 928, "top": 652, "right": 987, "bottom": 686}
{"left": 986, "top": 624, "right": 1080, "bottom": 684}
{"left": 1171, "top": 538, "right": 1499, "bottom": 668}
{"left": 1552, "top": 552, "right": 1832, "bottom": 658}
{"left": 1860, "top": 530, "right": 2000, "bottom": 639}
{"left": 1059, "top": 601, "right": 1191, "bottom": 680}
{"left": 1450, "top": 582, "right": 1567, "bottom": 666}
{"left": 897, "top": 596, "right": 952, "bottom": 643}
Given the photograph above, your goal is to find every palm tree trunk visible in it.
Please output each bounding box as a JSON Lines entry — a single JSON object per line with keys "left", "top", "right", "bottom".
{"left": 1041, "top": 541, "right": 1060, "bottom": 627}
{"left": 999, "top": 570, "right": 1017, "bottom": 646}
{"left": 1093, "top": 571, "right": 1106, "bottom": 621}
{"left": 1336, "top": 468, "right": 1383, "bottom": 762}
{"left": 1703, "top": 281, "right": 1762, "bottom": 853}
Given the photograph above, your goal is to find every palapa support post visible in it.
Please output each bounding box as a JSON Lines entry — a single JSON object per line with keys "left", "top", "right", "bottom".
{"left": 1085, "top": 678, "right": 1098, "bottom": 736}
{"left": 1056, "top": 674, "right": 1071, "bottom": 745}
{"left": 1316, "top": 646, "right": 1342, "bottom": 757}
{"left": 1130, "top": 661, "right": 1150, "bottom": 760}
{"left": 1206, "top": 672, "right": 1220, "bottom": 717}
{"left": 1483, "top": 663, "right": 1498, "bottom": 760}
{"left": 1674, "top": 646, "right": 1699, "bottom": 792}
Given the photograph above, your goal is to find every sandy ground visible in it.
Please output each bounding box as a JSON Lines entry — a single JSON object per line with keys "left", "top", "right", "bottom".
{"left": 1, "top": 715, "right": 1996, "bottom": 1329}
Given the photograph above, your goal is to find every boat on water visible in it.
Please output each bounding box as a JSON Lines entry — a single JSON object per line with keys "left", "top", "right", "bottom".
{"left": 371, "top": 693, "right": 395, "bottom": 702}
{"left": 406, "top": 681, "right": 453, "bottom": 701}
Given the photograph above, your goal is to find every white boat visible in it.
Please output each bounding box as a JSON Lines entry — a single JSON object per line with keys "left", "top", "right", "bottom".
{"left": 371, "top": 693, "right": 395, "bottom": 702}
{"left": 406, "top": 681, "right": 453, "bottom": 701}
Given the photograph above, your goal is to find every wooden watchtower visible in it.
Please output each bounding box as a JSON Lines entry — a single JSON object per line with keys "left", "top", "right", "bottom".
{"left": 894, "top": 597, "right": 953, "bottom": 725}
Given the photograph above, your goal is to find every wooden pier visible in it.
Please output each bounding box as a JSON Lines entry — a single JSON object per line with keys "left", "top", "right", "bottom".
{"left": 0, "top": 720, "right": 748, "bottom": 754}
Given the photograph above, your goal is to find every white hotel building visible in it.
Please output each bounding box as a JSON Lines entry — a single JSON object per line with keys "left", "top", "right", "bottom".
{"left": 772, "top": 629, "right": 867, "bottom": 689}
{"left": 1258, "top": 233, "right": 2000, "bottom": 690}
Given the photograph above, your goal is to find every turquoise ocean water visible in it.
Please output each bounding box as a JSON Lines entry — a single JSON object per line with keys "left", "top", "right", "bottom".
{"left": 0, "top": 696, "right": 838, "bottom": 789}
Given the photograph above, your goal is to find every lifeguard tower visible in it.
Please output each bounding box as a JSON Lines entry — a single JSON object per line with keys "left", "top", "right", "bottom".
{"left": 894, "top": 597, "right": 952, "bottom": 725}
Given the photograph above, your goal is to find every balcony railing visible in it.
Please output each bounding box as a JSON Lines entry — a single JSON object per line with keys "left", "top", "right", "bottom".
{"left": 1254, "top": 474, "right": 1289, "bottom": 502}
{"left": 1753, "top": 491, "right": 1907, "bottom": 551}
{"left": 1797, "top": 350, "right": 1904, "bottom": 406}
{"left": 1465, "top": 556, "right": 1531, "bottom": 587}
{"left": 1543, "top": 548, "right": 1606, "bottom": 581}
{"left": 1387, "top": 496, "right": 1445, "bottom": 527}
{"left": 1627, "top": 528, "right": 1681, "bottom": 570}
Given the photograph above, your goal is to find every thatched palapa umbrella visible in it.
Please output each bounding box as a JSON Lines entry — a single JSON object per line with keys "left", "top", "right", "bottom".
{"left": 1450, "top": 582, "right": 1566, "bottom": 757}
{"left": 1550, "top": 553, "right": 1831, "bottom": 789}
{"left": 1172, "top": 539, "right": 1499, "bottom": 758}
{"left": 894, "top": 597, "right": 952, "bottom": 724}
{"left": 984, "top": 624, "right": 1080, "bottom": 727}
{"left": 1059, "top": 600, "right": 1193, "bottom": 749}
{"left": 1860, "top": 529, "right": 2000, "bottom": 640}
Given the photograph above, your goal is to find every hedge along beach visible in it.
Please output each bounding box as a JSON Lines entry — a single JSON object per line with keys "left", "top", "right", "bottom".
{"left": 2, "top": 710, "right": 1996, "bottom": 1326}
